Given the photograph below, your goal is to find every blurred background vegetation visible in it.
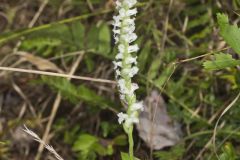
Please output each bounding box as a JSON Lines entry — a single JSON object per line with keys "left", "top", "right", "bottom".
{"left": 1, "top": 0, "right": 240, "bottom": 159}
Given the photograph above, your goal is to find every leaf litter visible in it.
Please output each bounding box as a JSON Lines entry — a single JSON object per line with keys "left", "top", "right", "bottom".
{"left": 137, "top": 90, "right": 182, "bottom": 150}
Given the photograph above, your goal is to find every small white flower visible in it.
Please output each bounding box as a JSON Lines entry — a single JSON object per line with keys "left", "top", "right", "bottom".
{"left": 116, "top": 52, "right": 123, "bottom": 59}
{"left": 123, "top": 25, "right": 135, "bottom": 34}
{"left": 119, "top": 8, "right": 137, "bottom": 18}
{"left": 114, "top": 36, "right": 119, "bottom": 44}
{"left": 118, "top": 44, "right": 125, "bottom": 53}
{"left": 122, "top": 66, "right": 139, "bottom": 77}
{"left": 117, "top": 112, "right": 128, "bottom": 124}
{"left": 130, "top": 83, "right": 139, "bottom": 92}
{"left": 129, "top": 66, "right": 139, "bottom": 77}
{"left": 116, "top": 69, "right": 121, "bottom": 77}
{"left": 128, "top": 44, "right": 139, "bottom": 53}
{"left": 118, "top": 112, "right": 139, "bottom": 127}
{"left": 130, "top": 101, "right": 144, "bottom": 111}
{"left": 120, "top": 94, "right": 125, "bottom": 100}
{"left": 113, "top": 28, "right": 120, "bottom": 35}
{"left": 126, "top": 56, "right": 137, "bottom": 64}
{"left": 113, "top": 20, "right": 121, "bottom": 28}
{"left": 113, "top": 16, "right": 121, "bottom": 31}
{"left": 117, "top": 79, "right": 126, "bottom": 93}
{"left": 125, "top": 114, "right": 139, "bottom": 127}
{"left": 126, "top": 8, "right": 138, "bottom": 16}
{"left": 124, "top": 18, "right": 135, "bottom": 26}
{"left": 121, "top": 33, "right": 137, "bottom": 43}
{"left": 116, "top": 0, "right": 122, "bottom": 9}
{"left": 119, "top": 8, "right": 127, "bottom": 18}
{"left": 123, "top": 0, "right": 137, "bottom": 8}
{"left": 113, "top": 61, "right": 122, "bottom": 69}
{"left": 119, "top": 83, "right": 137, "bottom": 97}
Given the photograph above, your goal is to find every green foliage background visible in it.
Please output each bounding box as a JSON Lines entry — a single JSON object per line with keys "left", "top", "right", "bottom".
{"left": 1, "top": 0, "right": 240, "bottom": 160}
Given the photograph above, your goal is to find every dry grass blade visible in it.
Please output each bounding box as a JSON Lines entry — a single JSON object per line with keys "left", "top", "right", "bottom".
{"left": 22, "top": 125, "right": 64, "bottom": 160}
{"left": 213, "top": 92, "right": 240, "bottom": 159}
{"left": 16, "top": 51, "right": 63, "bottom": 73}
{"left": 0, "top": 66, "right": 116, "bottom": 84}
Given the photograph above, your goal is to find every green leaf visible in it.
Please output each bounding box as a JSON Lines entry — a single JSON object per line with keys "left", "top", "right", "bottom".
{"left": 86, "top": 23, "right": 111, "bottom": 58}
{"left": 121, "top": 152, "right": 140, "bottom": 160}
{"left": 219, "top": 143, "right": 237, "bottom": 160}
{"left": 154, "top": 63, "right": 175, "bottom": 88}
{"left": 71, "top": 21, "right": 85, "bottom": 49}
{"left": 86, "top": 25, "right": 99, "bottom": 50}
{"left": 64, "top": 126, "right": 80, "bottom": 144}
{"left": 73, "top": 133, "right": 114, "bottom": 159}
{"left": 97, "top": 23, "right": 111, "bottom": 54}
{"left": 154, "top": 144, "right": 185, "bottom": 160}
{"left": 121, "top": 152, "right": 130, "bottom": 160}
{"left": 187, "top": 12, "right": 210, "bottom": 30}
{"left": 19, "top": 23, "right": 74, "bottom": 56}
{"left": 73, "top": 134, "right": 98, "bottom": 160}
{"left": 92, "top": 143, "right": 108, "bottom": 156}
{"left": 203, "top": 53, "right": 240, "bottom": 70}
{"left": 73, "top": 134, "right": 98, "bottom": 151}
{"left": 112, "top": 135, "right": 127, "bottom": 146}
{"left": 217, "top": 13, "right": 240, "bottom": 54}
{"left": 148, "top": 55, "right": 162, "bottom": 80}
{"left": 41, "top": 77, "right": 114, "bottom": 109}
{"left": 138, "top": 40, "right": 151, "bottom": 72}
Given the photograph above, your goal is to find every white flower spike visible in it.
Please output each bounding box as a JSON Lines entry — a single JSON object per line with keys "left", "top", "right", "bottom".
{"left": 112, "top": 0, "right": 142, "bottom": 128}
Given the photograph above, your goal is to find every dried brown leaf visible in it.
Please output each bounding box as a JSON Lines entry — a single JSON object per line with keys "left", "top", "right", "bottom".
{"left": 17, "top": 52, "right": 63, "bottom": 73}
{"left": 137, "top": 90, "right": 182, "bottom": 150}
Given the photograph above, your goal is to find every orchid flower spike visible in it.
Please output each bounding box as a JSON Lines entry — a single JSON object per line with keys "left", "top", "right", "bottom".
{"left": 113, "top": 0, "right": 143, "bottom": 128}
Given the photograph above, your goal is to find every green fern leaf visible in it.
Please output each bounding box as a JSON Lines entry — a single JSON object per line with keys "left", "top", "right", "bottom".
{"left": 203, "top": 53, "right": 240, "bottom": 70}
{"left": 41, "top": 77, "right": 114, "bottom": 109}
{"left": 217, "top": 13, "right": 240, "bottom": 54}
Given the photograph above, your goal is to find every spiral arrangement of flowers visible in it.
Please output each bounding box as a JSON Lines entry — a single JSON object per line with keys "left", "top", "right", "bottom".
{"left": 113, "top": 0, "right": 143, "bottom": 128}
{"left": 112, "top": 0, "right": 143, "bottom": 159}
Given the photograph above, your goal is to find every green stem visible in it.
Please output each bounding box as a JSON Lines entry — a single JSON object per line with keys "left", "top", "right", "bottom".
{"left": 128, "top": 125, "right": 134, "bottom": 160}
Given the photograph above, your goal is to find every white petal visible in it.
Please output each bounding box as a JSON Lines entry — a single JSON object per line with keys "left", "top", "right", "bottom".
{"left": 131, "top": 101, "right": 144, "bottom": 111}
{"left": 113, "top": 15, "right": 121, "bottom": 21}
{"left": 118, "top": 44, "right": 125, "bottom": 53}
{"left": 124, "top": 0, "right": 137, "bottom": 8}
{"left": 119, "top": 8, "right": 127, "bottom": 18}
{"left": 121, "top": 33, "right": 137, "bottom": 43}
{"left": 116, "top": 52, "right": 123, "bottom": 59}
{"left": 131, "top": 83, "right": 139, "bottom": 92}
{"left": 126, "top": 8, "right": 137, "bottom": 16}
{"left": 123, "top": 25, "right": 135, "bottom": 34}
{"left": 118, "top": 79, "right": 126, "bottom": 93}
{"left": 126, "top": 56, "right": 137, "bottom": 64}
{"left": 130, "top": 66, "right": 139, "bottom": 76}
{"left": 117, "top": 112, "right": 128, "bottom": 124}
{"left": 114, "top": 36, "right": 119, "bottom": 44}
{"left": 128, "top": 44, "right": 139, "bottom": 53}
{"left": 123, "top": 66, "right": 139, "bottom": 77}
{"left": 125, "top": 114, "right": 139, "bottom": 127}
{"left": 120, "top": 94, "right": 125, "bottom": 100}
{"left": 116, "top": 0, "right": 123, "bottom": 9}
{"left": 124, "top": 18, "right": 135, "bottom": 25}
{"left": 113, "top": 29, "right": 120, "bottom": 35}
{"left": 113, "top": 16, "right": 121, "bottom": 27}
{"left": 113, "top": 61, "right": 122, "bottom": 69}
{"left": 116, "top": 69, "right": 121, "bottom": 77}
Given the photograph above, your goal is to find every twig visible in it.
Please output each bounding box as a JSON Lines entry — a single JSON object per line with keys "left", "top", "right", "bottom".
{"left": 11, "top": 80, "right": 36, "bottom": 117}
{"left": 212, "top": 92, "right": 240, "bottom": 159}
{"left": 0, "top": 66, "right": 116, "bottom": 84}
